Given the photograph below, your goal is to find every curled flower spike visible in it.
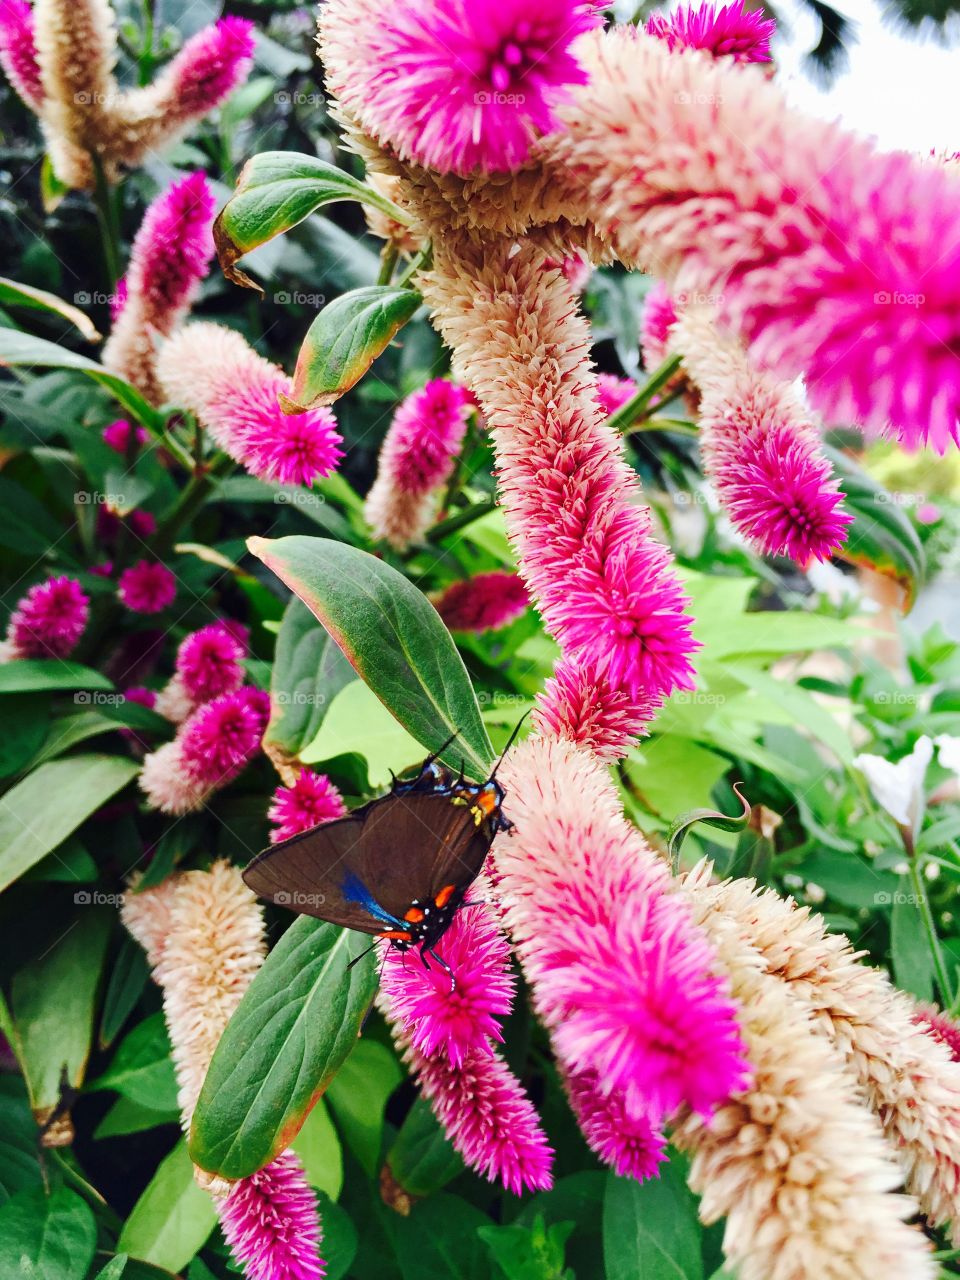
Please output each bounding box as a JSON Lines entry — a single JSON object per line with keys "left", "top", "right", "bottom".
{"left": 118, "top": 560, "right": 176, "bottom": 614}
{"left": 1, "top": 575, "right": 89, "bottom": 660}
{"left": 534, "top": 659, "right": 660, "bottom": 762}
{"left": 219, "top": 1151, "right": 324, "bottom": 1280}
{"left": 566, "top": 1070, "right": 667, "bottom": 1181}
{"left": 0, "top": 0, "right": 43, "bottom": 108}
{"left": 432, "top": 571, "right": 528, "bottom": 633}
{"left": 268, "top": 769, "right": 346, "bottom": 842}
{"left": 321, "top": 0, "right": 601, "bottom": 177}
{"left": 102, "top": 173, "right": 216, "bottom": 403}
{"left": 364, "top": 379, "right": 474, "bottom": 550}
{"left": 496, "top": 736, "right": 751, "bottom": 1124}
{"left": 646, "top": 0, "right": 776, "bottom": 63}
{"left": 157, "top": 323, "right": 343, "bottom": 487}
{"left": 380, "top": 901, "right": 515, "bottom": 1068}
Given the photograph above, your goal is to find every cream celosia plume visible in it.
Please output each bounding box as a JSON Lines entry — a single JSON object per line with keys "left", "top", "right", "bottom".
{"left": 683, "top": 863, "right": 960, "bottom": 1235}
{"left": 676, "top": 865, "right": 935, "bottom": 1280}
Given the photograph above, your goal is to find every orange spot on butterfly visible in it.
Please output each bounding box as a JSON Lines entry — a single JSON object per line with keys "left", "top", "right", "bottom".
{"left": 404, "top": 906, "right": 425, "bottom": 923}
{"left": 434, "top": 884, "right": 456, "bottom": 909}
{"left": 378, "top": 929, "right": 412, "bottom": 941}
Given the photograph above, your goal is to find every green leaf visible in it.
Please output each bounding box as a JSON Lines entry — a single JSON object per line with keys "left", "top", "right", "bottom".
{"left": 302, "top": 681, "right": 427, "bottom": 787}
{"left": 796, "top": 849, "right": 897, "bottom": 909}
{"left": 0, "top": 475, "right": 69, "bottom": 557}
{"left": 325, "top": 1039, "right": 402, "bottom": 1176}
{"left": 0, "top": 693, "right": 50, "bottom": 778}
{"left": 316, "top": 1194, "right": 358, "bottom": 1280}
{"left": 891, "top": 874, "right": 936, "bottom": 1002}
{"left": 0, "top": 755, "right": 139, "bottom": 892}
{"left": 602, "top": 1161, "right": 703, "bottom": 1280}
{"left": 215, "top": 152, "right": 412, "bottom": 291}
{"left": 479, "top": 1215, "right": 575, "bottom": 1280}
{"left": 89, "top": 1013, "right": 179, "bottom": 1112}
{"left": 387, "top": 1098, "right": 463, "bottom": 1198}
{"left": 387, "top": 1195, "right": 490, "bottom": 1280}
{"left": 264, "top": 596, "right": 356, "bottom": 773}
{"left": 0, "top": 277, "right": 101, "bottom": 343}
{"left": 99, "top": 937, "right": 151, "bottom": 1048}
{"left": 248, "top": 536, "right": 493, "bottom": 780}
{"left": 0, "top": 1075, "right": 42, "bottom": 1204}
{"left": 291, "top": 1098, "right": 343, "bottom": 1199}
{"left": 117, "top": 1140, "right": 217, "bottom": 1274}
{"left": 286, "top": 287, "right": 421, "bottom": 410}
{"left": 0, "top": 1186, "right": 97, "bottom": 1280}
{"left": 0, "top": 660, "right": 114, "bottom": 693}
{"left": 0, "top": 330, "right": 165, "bottom": 431}
{"left": 189, "top": 919, "right": 377, "bottom": 1180}
{"left": 94, "top": 1097, "right": 181, "bottom": 1140}
{"left": 667, "top": 785, "right": 751, "bottom": 865}
{"left": 11, "top": 907, "right": 112, "bottom": 1113}
{"left": 93, "top": 1256, "right": 130, "bottom": 1280}
{"left": 825, "top": 445, "right": 926, "bottom": 609}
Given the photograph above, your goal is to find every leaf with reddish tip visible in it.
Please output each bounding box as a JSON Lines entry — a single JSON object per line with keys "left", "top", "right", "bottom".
{"left": 215, "top": 151, "right": 414, "bottom": 291}
{"left": 247, "top": 535, "right": 494, "bottom": 780}
{"left": 189, "top": 920, "right": 376, "bottom": 1180}
{"left": 667, "top": 783, "right": 751, "bottom": 868}
{"left": 285, "top": 287, "right": 421, "bottom": 410}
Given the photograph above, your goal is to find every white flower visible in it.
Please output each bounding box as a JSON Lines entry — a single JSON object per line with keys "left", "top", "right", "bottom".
{"left": 854, "top": 735, "right": 932, "bottom": 842}
{"left": 934, "top": 734, "right": 960, "bottom": 776}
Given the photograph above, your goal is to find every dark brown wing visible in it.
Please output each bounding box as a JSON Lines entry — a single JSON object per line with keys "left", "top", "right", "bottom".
{"left": 242, "top": 791, "right": 492, "bottom": 932}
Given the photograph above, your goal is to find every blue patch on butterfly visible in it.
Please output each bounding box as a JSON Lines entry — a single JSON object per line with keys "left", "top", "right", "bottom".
{"left": 342, "top": 871, "right": 402, "bottom": 928}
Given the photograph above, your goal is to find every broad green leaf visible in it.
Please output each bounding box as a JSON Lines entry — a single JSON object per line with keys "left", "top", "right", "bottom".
{"left": 0, "top": 277, "right": 101, "bottom": 342}
{"left": 891, "top": 874, "right": 936, "bottom": 1002}
{"left": 264, "top": 595, "right": 356, "bottom": 774}
{"left": 667, "top": 784, "right": 751, "bottom": 864}
{"left": 0, "top": 1185, "right": 97, "bottom": 1280}
{"left": 387, "top": 1194, "right": 489, "bottom": 1280}
{"left": 625, "top": 738, "right": 731, "bottom": 820}
{"left": 478, "top": 1215, "right": 575, "bottom": 1280}
{"left": 11, "top": 908, "right": 112, "bottom": 1114}
{"left": 387, "top": 1098, "right": 463, "bottom": 1198}
{"left": 602, "top": 1162, "right": 703, "bottom": 1280}
{"left": 99, "top": 937, "right": 151, "bottom": 1048}
{"left": 0, "top": 693, "right": 50, "bottom": 778}
{"left": 215, "top": 152, "right": 413, "bottom": 291}
{"left": 0, "top": 755, "right": 140, "bottom": 891}
{"left": 286, "top": 287, "right": 421, "bottom": 410}
{"left": 0, "top": 330, "right": 164, "bottom": 430}
{"left": 248, "top": 536, "right": 493, "bottom": 779}
{"left": 316, "top": 1193, "right": 358, "bottom": 1280}
{"left": 795, "top": 849, "right": 898, "bottom": 909}
{"left": 0, "top": 1075, "right": 42, "bottom": 1204}
{"left": 826, "top": 445, "right": 926, "bottom": 609}
{"left": 95, "top": 1097, "right": 181, "bottom": 1140}
{"left": 89, "top": 1013, "right": 179, "bottom": 1111}
{"left": 517, "top": 1173, "right": 605, "bottom": 1280}
{"left": 93, "top": 1256, "right": 130, "bottom": 1280}
{"left": 0, "top": 660, "right": 114, "bottom": 693}
{"left": 0, "top": 475, "right": 68, "bottom": 557}
{"left": 117, "top": 1140, "right": 217, "bottom": 1273}
{"left": 325, "top": 1039, "right": 402, "bottom": 1176}
{"left": 292, "top": 1098, "right": 343, "bottom": 1199}
{"left": 190, "top": 919, "right": 377, "bottom": 1179}
{"left": 301, "top": 681, "right": 426, "bottom": 787}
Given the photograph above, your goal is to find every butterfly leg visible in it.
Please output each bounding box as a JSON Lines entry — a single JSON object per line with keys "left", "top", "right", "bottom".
{"left": 427, "top": 948, "right": 456, "bottom": 994}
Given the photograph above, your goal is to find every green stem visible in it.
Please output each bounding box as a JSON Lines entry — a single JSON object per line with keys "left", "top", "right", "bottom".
{"left": 377, "top": 242, "right": 399, "bottom": 286}
{"left": 633, "top": 417, "right": 699, "bottom": 437}
{"left": 395, "top": 243, "right": 432, "bottom": 288}
{"left": 606, "top": 354, "right": 684, "bottom": 435}
{"left": 908, "top": 855, "right": 955, "bottom": 1005}
{"left": 427, "top": 497, "right": 497, "bottom": 542}
{"left": 153, "top": 455, "right": 232, "bottom": 557}
{"left": 91, "top": 156, "right": 122, "bottom": 288}
{"left": 139, "top": 0, "right": 155, "bottom": 85}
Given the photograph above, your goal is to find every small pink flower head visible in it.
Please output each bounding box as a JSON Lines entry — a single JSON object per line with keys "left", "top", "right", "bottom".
{"left": 718, "top": 423, "right": 852, "bottom": 564}
{"left": 102, "top": 419, "right": 148, "bottom": 453}
{"left": 89, "top": 561, "right": 114, "bottom": 578}
{"left": 219, "top": 1151, "right": 324, "bottom": 1280}
{"left": 646, "top": 0, "right": 775, "bottom": 63}
{"left": 567, "top": 1071, "right": 668, "bottom": 1181}
{"left": 640, "top": 282, "right": 679, "bottom": 370}
{"left": 416, "top": 1046, "right": 553, "bottom": 1194}
{"left": 127, "top": 172, "right": 216, "bottom": 327}
{"left": 178, "top": 686, "right": 270, "bottom": 789}
{"left": 381, "top": 902, "right": 515, "bottom": 1068}
{"left": 0, "top": 0, "right": 43, "bottom": 109}
{"left": 163, "top": 17, "right": 256, "bottom": 119}
{"left": 535, "top": 658, "right": 659, "bottom": 762}
{"left": 913, "top": 1006, "right": 960, "bottom": 1062}
{"left": 4, "top": 575, "right": 89, "bottom": 659}
{"left": 175, "top": 622, "right": 246, "bottom": 704}
{"left": 211, "top": 377, "right": 343, "bottom": 486}
{"left": 433, "top": 571, "right": 529, "bottom": 632}
{"left": 596, "top": 374, "right": 638, "bottom": 419}
{"left": 325, "top": 0, "right": 601, "bottom": 176}
{"left": 124, "top": 685, "right": 157, "bottom": 709}
{"left": 118, "top": 561, "right": 177, "bottom": 614}
{"left": 389, "top": 380, "right": 474, "bottom": 496}
{"left": 268, "top": 769, "right": 346, "bottom": 842}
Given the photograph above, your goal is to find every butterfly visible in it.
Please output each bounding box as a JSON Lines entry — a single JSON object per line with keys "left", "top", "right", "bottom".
{"left": 242, "top": 729, "right": 518, "bottom": 975}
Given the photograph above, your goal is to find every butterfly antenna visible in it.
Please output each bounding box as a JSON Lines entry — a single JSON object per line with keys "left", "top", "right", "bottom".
{"left": 489, "top": 709, "right": 532, "bottom": 781}
{"left": 346, "top": 940, "right": 380, "bottom": 972}
{"left": 424, "top": 729, "right": 459, "bottom": 769}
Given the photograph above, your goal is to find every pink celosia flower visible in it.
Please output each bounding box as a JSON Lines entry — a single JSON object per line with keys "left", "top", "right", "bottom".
{"left": 497, "top": 736, "right": 751, "bottom": 1123}
{"left": 535, "top": 659, "right": 658, "bottom": 762}
{"left": 118, "top": 560, "right": 176, "bottom": 614}
{"left": 102, "top": 173, "right": 216, "bottom": 401}
{"left": 219, "top": 1151, "right": 324, "bottom": 1280}
{"left": 380, "top": 902, "right": 514, "bottom": 1068}
{"left": 178, "top": 687, "right": 269, "bottom": 789}
{"left": 413, "top": 1042, "right": 553, "bottom": 1193}
{"left": 2, "top": 574, "right": 89, "bottom": 659}
{"left": 433, "top": 571, "right": 528, "bottom": 632}
{"left": 544, "top": 251, "right": 593, "bottom": 294}
{"left": 151, "top": 17, "right": 254, "bottom": 121}
{"left": 89, "top": 561, "right": 114, "bottom": 578}
{"left": 364, "top": 379, "right": 474, "bottom": 549}
{"left": 596, "top": 373, "right": 638, "bottom": 419}
{"left": 124, "top": 685, "right": 157, "bottom": 709}
{"left": 640, "top": 282, "right": 679, "bottom": 371}
{"left": 321, "top": 0, "right": 601, "bottom": 176}
{"left": 646, "top": 0, "right": 775, "bottom": 63}
{"left": 0, "top": 0, "right": 43, "bottom": 108}
{"left": 156, "top": 323, "right": 343, "bottom": 487}
{"left": 102, "top": 419, "right": 148, "bottom": 453}
{"left": 914, "top": 1007, "right": 960, "bottom": 1062}
{"left": 109, "top": 278, "right": 127, "bottom": 322}
{"left": 176, "top": 623, "right": 247, "bottom": 704}
{"left": 567, "top": 1070, "right": 667, "bottom": 1180}
{"left": 268, "top": 769, "right": 346, "bottom": 842}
